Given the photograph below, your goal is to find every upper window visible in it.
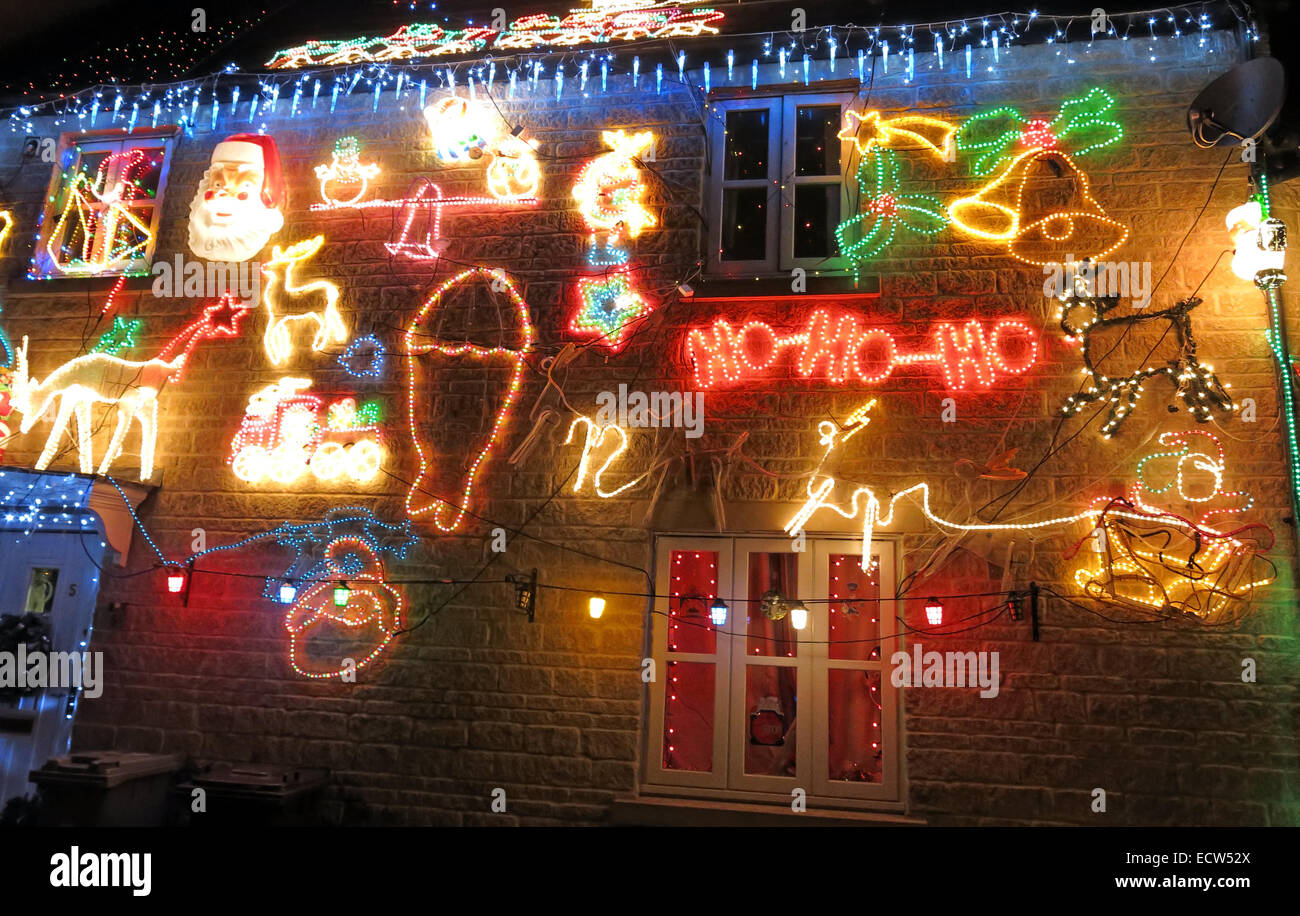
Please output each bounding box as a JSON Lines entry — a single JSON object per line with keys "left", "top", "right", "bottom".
{"left": 706, "top": 93, "right": 853, "bottom": 276}
{"left": 30, "top": 130, "right": 175, "bottom": 279}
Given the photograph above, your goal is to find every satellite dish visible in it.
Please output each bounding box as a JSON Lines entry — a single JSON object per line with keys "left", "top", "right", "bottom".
{"left": 1187, "top": 57, "right": 1285, "bottom": 148}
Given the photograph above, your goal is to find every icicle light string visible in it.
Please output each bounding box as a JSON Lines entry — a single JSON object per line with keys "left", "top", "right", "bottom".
{"left": 4, "top": 3, "right": 1248, "bottom": 130}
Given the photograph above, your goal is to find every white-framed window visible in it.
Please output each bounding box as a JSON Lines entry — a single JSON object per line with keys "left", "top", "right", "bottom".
{"left": 705, "top": 92, "right": 854, "bottom": 276}
{"left": 644, "top": 535, "right": 901, "bottom": 805}
{"left": 30, "top": 130, "right": 176, "bottom": 279}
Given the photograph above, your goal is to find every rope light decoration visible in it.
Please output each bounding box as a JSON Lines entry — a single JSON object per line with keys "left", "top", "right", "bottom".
{"left": 284, "top": 536, "right": 403, "bottom": 679}
{"left": 264, "top": 3, "right": 726, "bottom": 69}
{"left": 1057, "top": 295, "right": 1234, "bottom": 438}
{"left": 403, "top": 267, "right": 535, "bottom": 532}
{"left": 423, "top": 98, "right": 541, "bottom": 201}
{"left": 43, "top": 148, "right": 157, "bottom": 276}
{"left": 260, "top": 235, "right": 349, "bottom": 366}
{"left": 570, "top": 129, "right": 658, "bottom": 351}
{"left": 837, "top": 109, "right": 957, "bottom": 160}
{"left": 565, "top": 415, "right": 649, "bottom": 498}
{"left": 954, "top": 87, "right": 1123, "bottom": 176}
{"left": 10, "top": 297, "right": 251, "bottom": 481}
{"left": 314, "top": 135, "right": 381, "bottom": 207}
{"left": 1072, "top": 430, "right": 1276, "bottom": 621}
{"left": 836, "top": 148, "right": 947, "bottom": 278}
{"left": 685, "top": 310, "right": 1037, "bottom": 389}
{"left": 227, "top": 377, "right": 384, "bottom": 486}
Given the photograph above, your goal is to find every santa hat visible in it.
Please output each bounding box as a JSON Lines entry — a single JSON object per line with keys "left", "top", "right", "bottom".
{"left": 210, "top": 133, "right": 285, "bottom": 209}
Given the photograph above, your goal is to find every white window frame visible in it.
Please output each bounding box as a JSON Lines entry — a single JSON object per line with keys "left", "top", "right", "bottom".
{"left": 644, "top": 534, "right": 902, "bottom": 807}
{"left": 706, "top": 92, "right": 854, "bottom": 277}
{"left": 31, "top": 130, "right": 175, "bottom": 279}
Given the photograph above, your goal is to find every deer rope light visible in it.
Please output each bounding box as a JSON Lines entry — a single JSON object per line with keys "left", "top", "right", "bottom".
{"left": 1057, "top": 295, "right": 1235, "bottom": 437}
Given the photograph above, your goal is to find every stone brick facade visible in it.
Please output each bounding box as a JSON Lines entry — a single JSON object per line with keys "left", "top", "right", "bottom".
{"left": 0, "top": 25, "right": 1296, "bottom": 825}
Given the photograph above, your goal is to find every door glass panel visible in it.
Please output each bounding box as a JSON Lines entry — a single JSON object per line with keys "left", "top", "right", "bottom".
{"left": 745, "top": 551, "right": 798, "bottom": 658}
{"left": 667, "top": 550, "right": 718, "bottom": 654}
{"left": 744, "top": 666, "right": 797, "bottom": 776}
{"left": 721, "top": 188, "right": 767, "bottom": 261}
{"left": 827, "top": 669, "right": 883, "bottom": 783}
{"left": 724, "top": 109, "right": 770, "bottom": 180}
{"left": 829, "top": 553, "right": 881, "bottom": 661}
{"left": 795, "top": 106, "right": 841, "bottom": 176}
{"left": 25, "top": 568, "right": 59, "bottom": 614}
{"left": 794, "top": 184, "right": 839, "bottom": 259}
{"left": 663, "top": 661, "right": 714, "bottom": 772}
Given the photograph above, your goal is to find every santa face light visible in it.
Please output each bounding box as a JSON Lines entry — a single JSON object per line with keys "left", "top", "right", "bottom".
{"left": 188, "top": 133, "right": 286, "bottom": 263}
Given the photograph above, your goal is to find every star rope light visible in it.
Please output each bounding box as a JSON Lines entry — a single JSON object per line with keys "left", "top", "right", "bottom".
{"left": 685, "top": 310, "right": 1038, "bottom": 389}
{"left": 571, "top": 129, "right": 658, "bottom": 351}
{"left": 836, "top": 148, "right": 947, "bottom": 279}
{"left": 228, "top": 378, "right": 384, "bottom": 485}
{"left": 836, "top": 109, "right": 957, "bottom": 160}
{"left": 1057, "top": 295, "right": 1233, "bottom": 437}
{"left": 42, "top": 148, "right": 157, "bottom": 276}
{"left": 403, "top": 267, "right": 535, "bottom": 532}
{"left": 89, "top": 317, "right": 142, "bottom": 356}
{"left": 1072, "top": 431, "right": 1275, "bottom": 622}
{"left": 284, "top": 536, "right": 403, "bottom": 679}
{"left": 314, "top": 136, "right": 381, "bottom": 207}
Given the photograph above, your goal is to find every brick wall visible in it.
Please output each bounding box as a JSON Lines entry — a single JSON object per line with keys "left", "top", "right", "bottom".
{"left": 0, "top": 26, "right": 1296, "bottom": 825}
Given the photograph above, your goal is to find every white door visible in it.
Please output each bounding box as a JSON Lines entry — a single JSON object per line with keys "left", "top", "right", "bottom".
{"left": 0, "top": 530, "right": 105, "bottom": 812}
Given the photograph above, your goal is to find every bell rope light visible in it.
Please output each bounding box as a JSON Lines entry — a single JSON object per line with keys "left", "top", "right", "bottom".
{"left": 686, "top": 310, "right": 1038, "bottom": 390}
{"left": 403, "top": 268, "right": 535, "bottom": 532}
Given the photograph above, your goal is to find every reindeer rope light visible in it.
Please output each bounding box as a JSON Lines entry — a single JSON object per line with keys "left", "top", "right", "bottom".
{"left": 1057, "top": 295, "right": 1234, "bottom": 437}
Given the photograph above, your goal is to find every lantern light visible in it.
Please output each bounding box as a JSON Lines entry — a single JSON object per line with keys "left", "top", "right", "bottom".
{"left": 925, "top": 597, "right": 944, "bottom": 626}
{"left": 1226, "top": 200, "right": 1287, "bottom": 288}
{"left": 279, "top": 582, "right": 298, "bottom": 604}
{"left": 333, "top": 581, "right": 351, "bottom": 607}
{"left": 589, "top": 596, "right": 606, "bottom": 619}
{"left": 709, "top": 597, "right": 728, "bottom": 627}
{"left": 166, "top": 571, "right": 185, "bottom": 594}
{"left": 789, "top": 600, "right": 809, "bottom": 631}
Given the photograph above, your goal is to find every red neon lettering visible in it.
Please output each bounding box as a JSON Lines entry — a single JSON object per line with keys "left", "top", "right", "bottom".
{"left": 684, "top": 310, "right": 1038, "bottom": 391}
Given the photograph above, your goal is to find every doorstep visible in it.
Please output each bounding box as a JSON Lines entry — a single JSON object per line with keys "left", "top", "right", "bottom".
{"left": 610, "top": 795, "right": 927, "bottom": 827}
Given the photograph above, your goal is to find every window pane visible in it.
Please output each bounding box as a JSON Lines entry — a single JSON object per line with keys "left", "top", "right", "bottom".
{"left": 793, "top": 184, "right": 839, "bottom": 259}
{"left": 126, "top": 146, "right": 166, "bottom": 200}
{"left": 829, "top": 553, "right": 881, "bottom": 662}
{"left": 745, "top": 551, "right": 798, "bottom": 658}
{"left": 827, "top": 669, "right": 883, "bottom": 783}
{"left": 744, "top": 666, "right": 796, "bottom": 776}
{"left": 667, "top": 550, "right": 718, "bottom": 654}
{"left": 724, "top": 109, "right": 769, "bottom": 180}
{"left": 795, "top": 106, "right": 841, "bottom": 176}
{"left": 663, "top": 661, "right": 714, "bottom": 771}
{"left": 721, "top": 187, "right": 767, "bottom": 261}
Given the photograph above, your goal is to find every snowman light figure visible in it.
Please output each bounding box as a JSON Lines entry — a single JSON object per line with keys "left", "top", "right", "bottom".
{"left": 314, "top": 136, "right": 382, "bottom": 207}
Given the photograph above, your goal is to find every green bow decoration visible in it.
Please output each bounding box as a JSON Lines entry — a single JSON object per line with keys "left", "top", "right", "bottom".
{"left": 835, "top": 148, "right": 948, "bottom": 280}
{"left": 954, "top": 87, "right": 1123, "bottom": 176}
